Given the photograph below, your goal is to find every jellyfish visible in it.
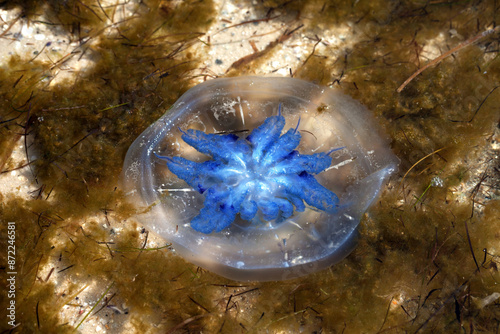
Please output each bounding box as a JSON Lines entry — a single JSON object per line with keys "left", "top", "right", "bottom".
{"left": 122, "top": 76, "right": 398, "bottom": 281}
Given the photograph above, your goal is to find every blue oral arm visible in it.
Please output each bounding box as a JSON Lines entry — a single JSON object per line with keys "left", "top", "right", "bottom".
{"left": 246, "top": 115, "right": 285, "bottom": 163}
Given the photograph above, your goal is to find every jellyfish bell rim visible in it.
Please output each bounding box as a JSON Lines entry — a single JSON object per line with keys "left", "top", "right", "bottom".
{"left": 122, "top": 76, "right": 398, "bottom": 281}
{"left": 175, "top": 224, "right": 360, "bottom": 282}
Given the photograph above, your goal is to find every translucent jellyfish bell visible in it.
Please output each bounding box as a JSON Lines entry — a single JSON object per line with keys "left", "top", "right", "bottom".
{"left": 122, "top": 77, "right": 398, "bottom": 281}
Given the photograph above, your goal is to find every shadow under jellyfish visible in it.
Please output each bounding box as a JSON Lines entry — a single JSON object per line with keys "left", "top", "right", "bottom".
{"left": 123, "top": 76, "right": 398, "bottom": 281}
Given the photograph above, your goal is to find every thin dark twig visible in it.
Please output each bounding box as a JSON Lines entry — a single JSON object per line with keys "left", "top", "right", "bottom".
{"left": 13, "top": 74, "right": 23, "bottom": 89}
{"left": 188, "top": 296, "right": 210, "bottom": 313}
{"left": 225, "top": 295, "right": 233, "bottom": 312}
{"left": 44, "top": 267, "right": 54, "bottom": 282}
{"left": 377, "top": 297, "right": 393, "bottom": 333}
{"left": 0, "top": 114, "right": 22, "bottom": 126}
{"left": 92, "top": 293, "right": 116, "bottom": 315}
{"left": 23, "top": 108, "right": 38, "bottom": 183}
{"left": 450, "top": 86, "right": 500, "bottom": 122}
{"left": 96, "top": 0, "right": 111, "bottom": 21}
{"left": 48, "top": 128, "right": 99, "bottom": 164}
{"left": 427, "top": 269, "right": 440, "bottom": 285}
{"left": 29, "top": 42, "right": 49, "bottom": 63}
{"left": 422, "top": 288, "right": 441, "bottom": 307}
{"left": 464, "top": 220, "right": 480, "bottom": 272}
{"left": 234, "top": 287, "right": 259, "bottom": 297}
{"left": 36, "top": 301, "right": 40, "bottom": 328}
{"left": 58, "top": 264, "right": 75, "bottom": 273}
{"left": 481, "top": 248, "right": 488, "bottom": 267}
{"left": 293, "top": 37, "right": 322, "bottom": 76}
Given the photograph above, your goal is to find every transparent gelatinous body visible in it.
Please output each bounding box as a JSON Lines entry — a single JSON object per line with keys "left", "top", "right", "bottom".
{"left": 123, "top": 77, "right": 398, "bottom": 281}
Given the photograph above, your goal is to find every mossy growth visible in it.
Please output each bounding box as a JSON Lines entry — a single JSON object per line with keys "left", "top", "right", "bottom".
{"left": 1, "top": 0, "right": 500, "bottom": 333}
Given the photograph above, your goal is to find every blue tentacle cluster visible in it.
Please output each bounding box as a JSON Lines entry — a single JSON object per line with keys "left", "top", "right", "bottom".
{"left": 157, "top": 112, "right": 339, "bottom": 234}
